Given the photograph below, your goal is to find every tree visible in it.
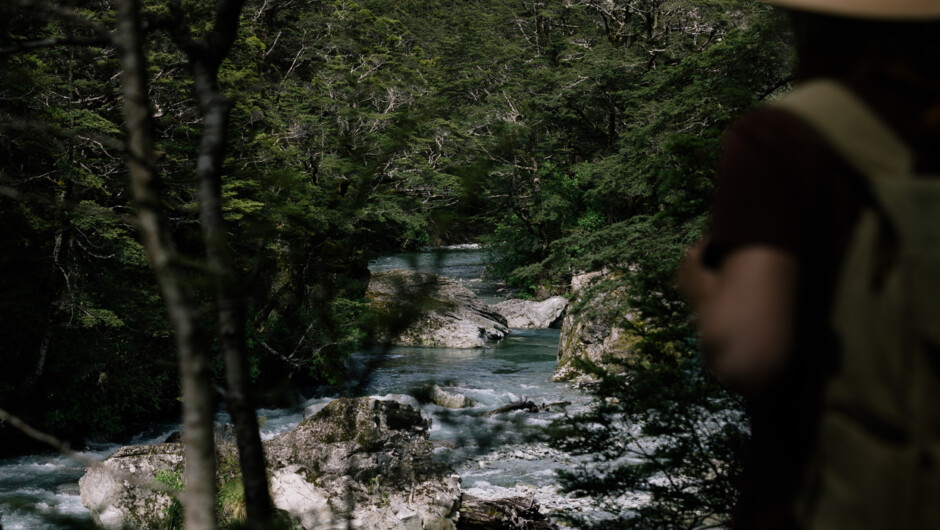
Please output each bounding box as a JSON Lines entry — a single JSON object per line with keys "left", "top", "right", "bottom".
{"left": 535, "top": 4, "right": 793, "bottom": 527}
{"left": 117, "top": 0, "right": 275, "bottom": 526}
{"left": 2, "top": 0, "right": 275, "bottom": 525}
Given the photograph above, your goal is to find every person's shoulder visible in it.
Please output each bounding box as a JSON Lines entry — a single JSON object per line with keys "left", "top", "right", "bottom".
{"left": 724, "top": 103, "right": 840, "bottom": 173}
{"left": 728, "top": 105, "right": 823, "bottom": 151}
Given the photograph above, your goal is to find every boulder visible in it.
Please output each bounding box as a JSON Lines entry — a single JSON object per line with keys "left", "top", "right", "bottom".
{"left": 552, "top": 271, "right": 640, "bottom": 383}
{"left": 427, "top": 385, "right": 476, "bottom": 409}
{"left": 265, "top": 397, "right": 460, "bottom": 529}
{"left": 367, "top": 269, "right": 509, "bottom": 348}
{"left": 79, "top": 444, "right": 183, "bottom": 529}
{"left": 491, "top": 297, "right": 567, "bottom": 329}
{"left": 80, "top": 398, "right": 461, "bottom": 530}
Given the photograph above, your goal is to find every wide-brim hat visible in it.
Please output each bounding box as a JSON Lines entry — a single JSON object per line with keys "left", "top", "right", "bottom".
{"left": 765, "top": 0, "right": 940, "bottom": 19}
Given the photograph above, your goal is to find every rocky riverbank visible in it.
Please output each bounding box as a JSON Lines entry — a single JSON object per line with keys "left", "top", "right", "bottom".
{"left": 2, "top": 250, "right": 635, "bottom": 529}
{"left": 79, "top": 397, "right": 569, "bottom": 529}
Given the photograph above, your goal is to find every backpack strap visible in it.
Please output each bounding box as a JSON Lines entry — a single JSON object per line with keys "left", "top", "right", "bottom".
{"left": 774, "top": 79, "right": 913, "bottom": 182}
{"left": 777, "top": 80, "right": 940, "bottom": 529}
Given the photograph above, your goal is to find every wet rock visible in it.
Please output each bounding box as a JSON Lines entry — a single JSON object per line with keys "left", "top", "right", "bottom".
{"left": 491, "top": 297, "right": 568, "bottom": 329}
{"left": 163, "top": 431, "right": 181, "bottom": 443}
{"left": 427, "top": 385, "right": 476, "bottom": 409}
{"left": 368, "top": 269, "right": 509, "bottom": 348}
{"left": 80, "top": 398, "right": 461, "bottom": 530}
{"left": 265, "top": 397, "right": 461, "bottom": 529}
{"left": 78, "top": 444, "right": 183, "bottom": 529}
{"left": 553, "top": 271, "right": 639, "bottom": 383}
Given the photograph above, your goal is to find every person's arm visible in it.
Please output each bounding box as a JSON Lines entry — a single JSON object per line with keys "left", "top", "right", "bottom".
{"left": 679, "top": 240, "right": 799, "bottom": 398}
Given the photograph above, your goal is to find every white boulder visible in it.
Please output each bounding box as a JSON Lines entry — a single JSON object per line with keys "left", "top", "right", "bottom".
{"left": 491, "top": 296, "right": 568, "bottom": 329}
{"left": 367, "top": 269, "right": 509, "bottom": 348}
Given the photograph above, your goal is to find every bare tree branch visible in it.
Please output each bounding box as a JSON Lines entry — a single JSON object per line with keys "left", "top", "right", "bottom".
{"left": 166, "top": 0, "right": 275, "bottom": 526}
{"left": 0, "top": 407, "right": 179, "bottom": 498}
{"left": 0, "top": 36, "right": 113, "bottom": 55}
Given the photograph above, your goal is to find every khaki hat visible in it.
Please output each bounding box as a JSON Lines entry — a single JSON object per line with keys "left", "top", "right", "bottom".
{"left": 765, "top": 0, "right": 940, "bottom": 19}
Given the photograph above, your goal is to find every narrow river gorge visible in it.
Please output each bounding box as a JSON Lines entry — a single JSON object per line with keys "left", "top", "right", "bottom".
{"left": 0, "top": 247, "right": 635, "bottom": 528}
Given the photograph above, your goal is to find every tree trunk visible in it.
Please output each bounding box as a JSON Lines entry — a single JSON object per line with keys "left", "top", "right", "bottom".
{"left": 168, "top": 1, "right": 273, "bottom": 524}
{"left": 191, "top": 59, "right": 274, "bottom": 527}
{"left": 115, "top": 1, "right": 217, "bottom": 528}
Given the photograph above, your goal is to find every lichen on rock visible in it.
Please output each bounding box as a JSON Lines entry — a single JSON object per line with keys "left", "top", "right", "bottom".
{"left": 79, "top": 444, "right": 184, "bottom": 529}
{"left": 79, "top": 398, "right": 461, "bottom": 530}
{"left": 552, "top": 271, "right": 641, "bottom": 384}
{"left": 265, "top": 397, "right": 460, "bottom": 529}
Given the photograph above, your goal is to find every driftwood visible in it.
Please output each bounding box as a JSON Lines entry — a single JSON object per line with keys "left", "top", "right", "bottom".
{"left": 482, "top": 400, "right": 571, "bottom": 417}
{"left": 457, "top": 494, "right": 559, "bottom": 530}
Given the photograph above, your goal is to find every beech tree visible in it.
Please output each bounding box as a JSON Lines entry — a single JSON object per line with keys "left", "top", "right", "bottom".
{"left": 2, "top": 0, "right": 274, "bottom": 526}
{"left": 117, "top": 0, "right": 274, "bottom": 526}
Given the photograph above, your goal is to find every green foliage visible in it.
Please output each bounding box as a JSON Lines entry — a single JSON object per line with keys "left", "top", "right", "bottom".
{"left": 2, "top": 3, "right": 793, "bottom": 525}
{"left": 531, "top": 7, "right": 790, "bottom": 527}
{"left": 154, "top": 468, "right": 184, "bottom": 529}
{"left": 546, "top": 335, "right": 749, "bottom": 527}
{"left": 216, "top": 448, "right": 247, "bottom": 528}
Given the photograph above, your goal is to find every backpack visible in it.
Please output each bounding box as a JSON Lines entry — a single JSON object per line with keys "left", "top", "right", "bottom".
{"left": 775, "top": 80, "right": 940, "bottom": 529}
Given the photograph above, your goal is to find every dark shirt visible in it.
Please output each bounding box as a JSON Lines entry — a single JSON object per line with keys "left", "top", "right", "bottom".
{"left": 702, "top": 79, "right": 940, "bottom": 529}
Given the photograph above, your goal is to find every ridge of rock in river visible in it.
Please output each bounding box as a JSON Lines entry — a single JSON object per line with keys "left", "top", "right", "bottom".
{"left": 491, "top": 296, "right": 568, "bottom": 329}
{"left": 553, "top": 271, "right": 640, "bottom": 383}
{"left": 367, "top": 269, "right": 509, "bottom": 348}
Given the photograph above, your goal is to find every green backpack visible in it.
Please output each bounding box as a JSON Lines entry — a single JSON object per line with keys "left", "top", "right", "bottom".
{"left": 776, "top": 80, "right": 940, "bottom": 529}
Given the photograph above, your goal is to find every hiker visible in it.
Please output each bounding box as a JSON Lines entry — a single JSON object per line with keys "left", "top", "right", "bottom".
{"left": 678, "top": 1, "right": 940, "bottom": 528}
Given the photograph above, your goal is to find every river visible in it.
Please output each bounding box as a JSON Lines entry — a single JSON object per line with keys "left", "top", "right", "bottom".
{"left": 0, "top": 246, "right": 601, "bottom": 528}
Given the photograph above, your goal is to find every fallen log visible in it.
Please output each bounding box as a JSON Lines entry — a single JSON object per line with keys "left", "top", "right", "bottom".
{"left": 482, "top": 400, "right": 571, "bottom": 417}
{"left": 457, "top": 494, "right": 559, "bottom": 530}
{"left": 483, "top": 400, "right": 539, "bottom": 417}
{"left": 538, "top": 401, "right": 571, "bottom": 411}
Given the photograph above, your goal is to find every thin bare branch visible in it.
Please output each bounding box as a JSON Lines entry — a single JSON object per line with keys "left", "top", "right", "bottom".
{"left": 0, "top": 120, "right": 125, "bottom": 153}
{"left": 0, "top": 407, "right": 179, "bottom": 498}
{"left": 0, "top": 36, "right": 113, "bottom": 55}
{"left": 6, "top": 0, "right": 112, "bottom": 36}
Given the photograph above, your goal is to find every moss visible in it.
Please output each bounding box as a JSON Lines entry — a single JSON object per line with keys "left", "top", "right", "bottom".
{"left": 215, "top": 444, "right": 247, "bottom": 528}
{"left": 153, "top": 468, "right": 184, "bottom": 529}
{"left": 218, "top": 478, "right": 246, "bottom": 528}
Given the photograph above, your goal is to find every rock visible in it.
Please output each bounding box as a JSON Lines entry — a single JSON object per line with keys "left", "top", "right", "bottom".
{"left": 552, "top": 271, "right": 640, "bottom": 383}
{"left": 367, "top": 269, "right": 509, "bottom": 348}
{"left": 79, "top": 444, "right": 183, "bottom": 529}
{"left": 427, "top": 385, "right": 476, "bottom": 409}
{"left": 491, "top": 297, "right": 568, "bottom": 329}
{"left": 457, "top": 494, "right": 559, "bottom": 529}
{"left": 264, "top": 397, "right": 460, "bottom": 529}
{"left": 569, "top": 270, "right": 605, "bottom": 293}
{"left": 163, "top": 431, "right": 181, "bottom": 443}
{"left": 80, "top": 398, "right": 461, "bottom": 530}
